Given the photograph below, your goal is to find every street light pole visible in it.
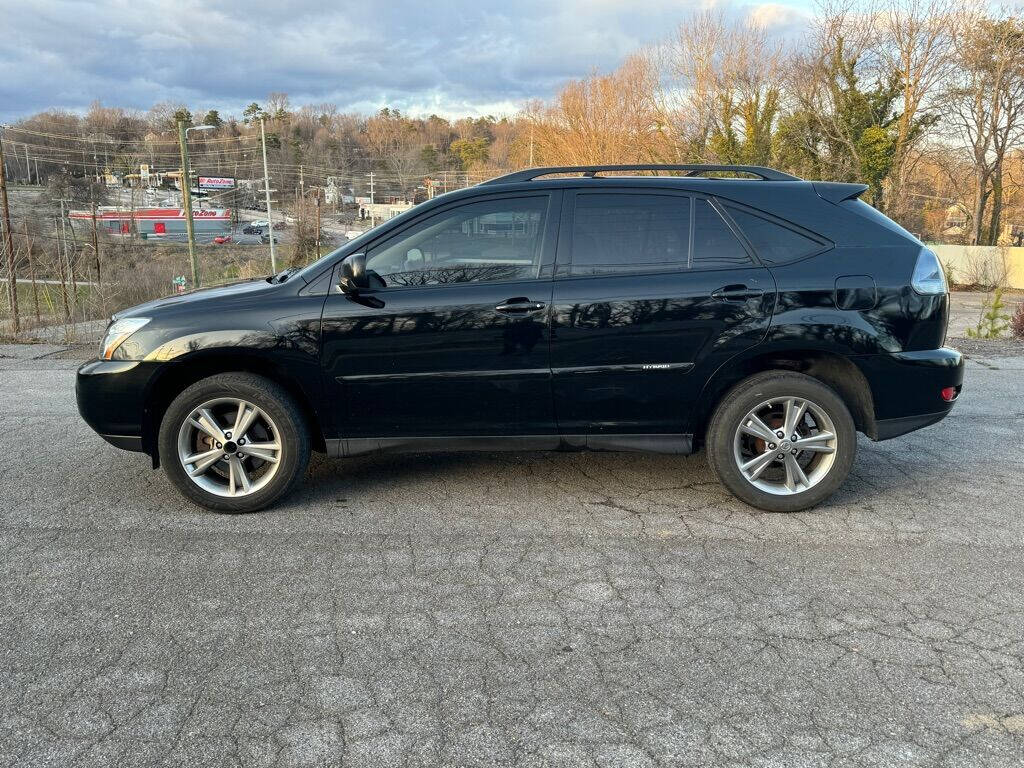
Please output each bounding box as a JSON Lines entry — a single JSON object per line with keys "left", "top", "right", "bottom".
{"left": 260, "top": 118, "right": 277, "bottom": 273}
{"left": 177, "top": 121, "right": 199, "bottom": 287}
{"left": 177, "top": 123, "right": 215, "bottom": 288}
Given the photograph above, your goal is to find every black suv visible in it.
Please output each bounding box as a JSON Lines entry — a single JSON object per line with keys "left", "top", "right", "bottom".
{"left": 77, "top": 165, "right": 963, "bottom": 513}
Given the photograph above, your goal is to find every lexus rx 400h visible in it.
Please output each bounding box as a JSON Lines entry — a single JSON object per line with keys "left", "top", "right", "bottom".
{"left": 77, "top": 164, "right": 963, "bottom": 513}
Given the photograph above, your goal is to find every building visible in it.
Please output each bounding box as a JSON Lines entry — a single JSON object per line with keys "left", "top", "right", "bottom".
{"left": 325, "top": 177, "right": 356, "bottom": 206}
{"left": 358, "top": 199, "right": 415, "bottom": 222}
{"left": 69, "top": 207, "right": 231, "bottom": 237}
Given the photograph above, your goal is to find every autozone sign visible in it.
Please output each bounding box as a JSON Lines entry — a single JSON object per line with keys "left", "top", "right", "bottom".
{"left": 198, "top": 176, "right": 235, "bottom": 189}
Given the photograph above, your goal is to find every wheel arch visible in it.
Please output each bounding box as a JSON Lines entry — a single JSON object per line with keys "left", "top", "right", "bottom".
{"left": 694, "top": 348, "right": 877, "bottom": 446}
{"left": 142, "top": 350, "right": 327, "bottom": 466}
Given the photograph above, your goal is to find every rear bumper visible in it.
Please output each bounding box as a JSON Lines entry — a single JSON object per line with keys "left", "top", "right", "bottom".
{"left": 854, "top": 347, "right": 964, "bottom": 441}
{"left": 874, "top": 409, "right": 953, "bottom": 440}
{"left": 76, "top": 359, "right": 162, "bottom": 453}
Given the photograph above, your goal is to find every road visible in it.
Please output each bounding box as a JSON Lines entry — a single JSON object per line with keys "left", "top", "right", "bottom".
{"left": 12, "top": 278, "right": 99, "bottom": 287}
{"left": 1, "top": 344, "right": 1022, "bottom": 767}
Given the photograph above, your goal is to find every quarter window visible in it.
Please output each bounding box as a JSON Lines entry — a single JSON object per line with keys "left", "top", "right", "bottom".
{"left": 569, "top": 194, "right": 690, "bottom": 276}
{"left": 726, "top": 206, "right": 823, "bottom": 264}
{"left": 366, "top": 196, "right": 548, "bottom": 286}
{"left": 692, "top": 199, "right": 751, "bottom": 269}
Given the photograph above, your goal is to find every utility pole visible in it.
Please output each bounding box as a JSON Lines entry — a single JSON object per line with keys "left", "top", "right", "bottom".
{"left": 23, "top": 220, "right": 39, "bottom": 323}
{"left": 90, "top": 200, "right": 101, "bottom": 283}
{"left": 315, "top": 190, "right": 321, "bottom": 258}
{"left": 232, "top": 161, "right": 239, "bottom": 228}
{"left": 59, "top": 199, "right": 76, "bottom": 312}
{"left": 0, "top": 130, "right": 18, "bottom": 333}
{"left": 177, "top": 120, "right": 200, "bottom": 287}
{"left": 529, "top": 124, "right": 535, "bottom": 166}
{"left": 24, "top": 145, "right": 31, "bottom": 183}
{"left": 299, "top": 164, "right": 304, "bottom": 197}
{"left": 366, "top": 172, "right": 376, "bottom": 227}
{"left": 260, "top": 118, "right": 277, "bottom": 273}
{"left": 54, "top": 218, "right": 69, "bottom": 324}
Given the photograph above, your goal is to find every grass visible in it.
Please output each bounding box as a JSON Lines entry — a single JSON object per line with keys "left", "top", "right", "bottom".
{"left": 4, "top": 282, "right": 92, "bottom": 323}
{"left": 2, "top": 240, "right": 306, "bottom": 336}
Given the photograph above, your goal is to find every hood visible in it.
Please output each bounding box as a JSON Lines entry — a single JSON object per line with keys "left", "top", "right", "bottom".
{"left": 116, "top": 277, "right": 281, "bottom": 319}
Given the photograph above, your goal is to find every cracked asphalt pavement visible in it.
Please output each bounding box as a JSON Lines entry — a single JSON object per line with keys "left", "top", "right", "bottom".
{"left": 1, "top": 344, "right": 1023, "bottom": 767}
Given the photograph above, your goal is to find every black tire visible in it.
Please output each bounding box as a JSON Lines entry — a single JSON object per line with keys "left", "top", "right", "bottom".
{"left": 706, "top": 371, "right": 856, "bottom": 512}
{"left": 158, "top": 373, "right": 310, "bottom": 513}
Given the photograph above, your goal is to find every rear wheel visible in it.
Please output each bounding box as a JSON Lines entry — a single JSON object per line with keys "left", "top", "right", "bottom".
{"left": 707, "top": 371, "right": 856, "bottom": 512}
{"left": 158, "top": 373, "right": 310, "bottom": 512}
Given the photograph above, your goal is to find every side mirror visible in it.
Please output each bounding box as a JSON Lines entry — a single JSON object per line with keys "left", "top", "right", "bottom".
{"left": 339, "top": 253, "right": 369, "bottom": 294}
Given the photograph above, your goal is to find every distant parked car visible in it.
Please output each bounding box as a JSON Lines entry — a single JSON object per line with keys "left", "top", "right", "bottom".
{"left": 260, "top": 234, "right": 272, "bottom": 244}
{"left": 213, "top": 235, "right": 232, "bottom": 244}
{"left": 250, "top": 219, "right": 270, "bottom": 227}
{"left": 242, "top": 225, "right": 264, "bottom": 235}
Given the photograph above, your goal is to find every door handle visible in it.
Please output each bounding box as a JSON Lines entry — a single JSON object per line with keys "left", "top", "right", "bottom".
{"left": 494, "top": 299, "right": 546, "bottom": 314}
{"left": 711, "top": 285, "right": 764, "bottom": 301}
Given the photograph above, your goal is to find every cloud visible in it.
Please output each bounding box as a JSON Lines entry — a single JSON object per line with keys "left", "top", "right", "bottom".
{"left": 0, "top": 0, "right": 816, "bottom": 120}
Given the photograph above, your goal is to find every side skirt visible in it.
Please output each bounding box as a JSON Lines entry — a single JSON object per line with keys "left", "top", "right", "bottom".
{"left": 325, "top": 434, "right": 693, "bottom": 458}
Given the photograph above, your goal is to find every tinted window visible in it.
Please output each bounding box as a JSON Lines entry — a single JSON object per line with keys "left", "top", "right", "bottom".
{"left": 693, "top": 199, "right": 751, "bottom": 269}
{"left": 726, "top": 206, "right": 823, "bottom": 264}
{"left": 570, "top": 194, "right": 689, "bottom": 275}
{"left": 367, "top": 196, "right": 547, "bottom": 286}
{"left": 841, "top": 198, "right": 918, "bottom": 241}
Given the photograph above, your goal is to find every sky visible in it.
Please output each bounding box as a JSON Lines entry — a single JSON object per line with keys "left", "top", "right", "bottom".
{"left": 0, "top": 0, "right": 818, "bottom": 122}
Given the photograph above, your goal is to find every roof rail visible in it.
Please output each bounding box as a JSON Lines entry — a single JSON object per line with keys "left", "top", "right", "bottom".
{"left": 482, "top": 164, "right": 801, "bottom": 185}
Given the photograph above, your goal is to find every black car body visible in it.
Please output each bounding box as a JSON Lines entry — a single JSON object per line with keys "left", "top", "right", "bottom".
{"left": 77, "top": 165, "right": 963, "bottom": 512}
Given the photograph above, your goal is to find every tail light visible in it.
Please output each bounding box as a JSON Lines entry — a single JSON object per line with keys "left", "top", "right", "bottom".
{"left": 941, "top": 386, "right": 959, "bottom": 402}
{"left": 911, "top": 247, "right": 947, "bottom": 295}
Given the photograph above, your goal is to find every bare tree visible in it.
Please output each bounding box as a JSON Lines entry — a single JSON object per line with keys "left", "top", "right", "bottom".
{"left": 663, "top": 10, "right": 786, "bottom": 165}
{"left": 876, "top": 0, "right": 962, "bottom": 219}
{"left": 941, "top": 14, "right": 1024, "bottom": 244}
{"left": 777, "top": 2, "right": 881, "bottom": 183}
{"left": 526, "top": 54, "right": 670, "bottom": 165}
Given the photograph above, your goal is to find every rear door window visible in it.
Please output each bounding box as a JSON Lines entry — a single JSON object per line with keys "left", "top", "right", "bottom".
{"left": 725, "top": 206, "right": 825, "bottom": 264}
{"left": 569, "top": 193, "right": 689, "bottom": 276}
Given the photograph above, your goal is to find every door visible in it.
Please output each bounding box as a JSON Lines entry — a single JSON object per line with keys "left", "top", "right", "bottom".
{"left": 550, "top": 190, "right": 775, "bottom": 440}
{"left": 320, "top": 192, "right": 560, "bottom": 442}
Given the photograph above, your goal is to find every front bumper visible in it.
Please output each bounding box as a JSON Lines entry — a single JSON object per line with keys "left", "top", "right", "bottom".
{"left": 76, "top": 359, "right": 162, "bottom": 453}
{"left": 854, "top": 347, "right": 964, "bottom": 440}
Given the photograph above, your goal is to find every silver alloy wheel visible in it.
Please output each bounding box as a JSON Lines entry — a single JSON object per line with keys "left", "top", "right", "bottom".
{"left": 177, "top": 397, "right": 283, "bottom": 498}
{"left": 732, "top": 396, "right": 838, "bottom": 496}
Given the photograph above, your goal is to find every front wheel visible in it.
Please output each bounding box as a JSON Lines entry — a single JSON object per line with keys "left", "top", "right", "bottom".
{"left": 158, "top": 373, "right": 310, "bottom": 512}
{"left": 706, "top": 371, "right": 857, "bottom": 512}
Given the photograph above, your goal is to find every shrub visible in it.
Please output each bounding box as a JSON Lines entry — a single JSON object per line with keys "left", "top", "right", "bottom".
{"left": 1011, "top": 301, "right": 1024, "bottom": 340}
{"left": 966, "top": 288, "right": 1011, "bottom": 339}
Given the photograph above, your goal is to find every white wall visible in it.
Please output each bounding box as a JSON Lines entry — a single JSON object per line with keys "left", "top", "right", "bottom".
{"left": 929, "top": 244, "right": 1024, "bottom": 290}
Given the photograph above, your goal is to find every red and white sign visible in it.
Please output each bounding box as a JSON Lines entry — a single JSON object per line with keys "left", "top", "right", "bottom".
{"left": 198, "top": 176, "right": 235, "bottom": 189}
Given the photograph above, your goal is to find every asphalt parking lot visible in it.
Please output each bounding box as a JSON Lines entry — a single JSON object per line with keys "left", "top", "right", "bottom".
{"left": 1, "top": 343, "right": 1022, "bottom": 767}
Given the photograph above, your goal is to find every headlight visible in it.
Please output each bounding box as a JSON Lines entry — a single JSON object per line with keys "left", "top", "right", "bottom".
{"left": 100, "top": 317, "right": 151, "bottom": 360}
{"left": 911, "top": 247, "right": 947, "bottom": 295}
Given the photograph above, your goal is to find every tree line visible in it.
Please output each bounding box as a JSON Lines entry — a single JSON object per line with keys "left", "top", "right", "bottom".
{"left": 4, "top": 0, "right": 1023, "bottom": 245}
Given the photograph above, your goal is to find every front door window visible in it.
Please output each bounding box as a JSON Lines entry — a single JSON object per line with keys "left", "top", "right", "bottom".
{"left": 366, "top": 197, "right": 548, "bottom": 287}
